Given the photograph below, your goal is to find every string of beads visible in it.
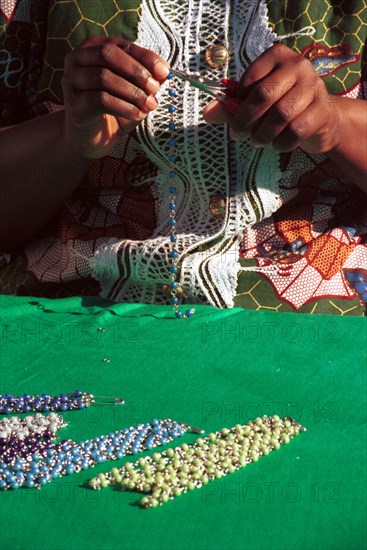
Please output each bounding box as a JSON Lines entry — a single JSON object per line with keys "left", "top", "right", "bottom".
{"left": 166, "top": 72, "right": 195, "bottom": 319}
{"left": 0, "top": 391, "right": 124, "bottom": 414}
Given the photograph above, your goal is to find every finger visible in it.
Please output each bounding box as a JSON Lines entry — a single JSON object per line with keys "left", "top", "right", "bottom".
{"left": 116, "top": 118, "right": 141, "bottom": 137}
{"left": 230, "top": 62, "right": 308, "bottom": 137}
{"left": 249, "top": 81, "right": 315, "bottom": 147}
{"left": 64, "top": 66, "right": 158, "bottom": 113}
{"left": 238, "top": 43, "right": 298, "bottom": 91}
{"left": 73, "top": 38, "right": 169, "bottom": 86}
{"left": 80, "top": 36, "right": 169, "bottom": 74}
{"left": 203, "top": 99, "right": 231, "bottom": 124}
{"left": 69, "top": 89, "right": 149, "bottom": 124}
{"left": 229, "top": 127, "right": 243, "bottom": 141}
{"left": 272, "top": 100, "right": 321, "bottom": 152}
{"left": 65, "top": 46, "right": 161, "bottom": 98}
{"left": 79, "top": 36, "right": 170, "bottom": 81}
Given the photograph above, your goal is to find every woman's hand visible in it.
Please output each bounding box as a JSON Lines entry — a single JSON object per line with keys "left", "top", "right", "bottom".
{"left": 62, "top": 36, "right": 170, "bottom": 159}
{"left": 203, "top": 43, "right": 342, "bottom": 155}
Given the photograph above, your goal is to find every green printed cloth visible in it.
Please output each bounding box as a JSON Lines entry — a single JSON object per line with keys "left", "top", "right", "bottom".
{"left": 0, "top": 294, "right": 366, "bottom": 550}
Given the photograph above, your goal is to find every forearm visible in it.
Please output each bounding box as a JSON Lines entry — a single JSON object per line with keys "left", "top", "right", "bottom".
{"left": 328, "top": 97, "right": 367, "bottom": 193}
{"left": 0, "top": 110, "right": 93, "bottom": 250}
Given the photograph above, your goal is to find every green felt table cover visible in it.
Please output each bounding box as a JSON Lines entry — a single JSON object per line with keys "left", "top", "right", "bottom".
{"left": 0, "top": 295, "right": 366, "bottom": 550}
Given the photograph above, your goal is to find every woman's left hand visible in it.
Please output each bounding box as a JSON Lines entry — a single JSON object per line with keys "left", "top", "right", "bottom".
{"left": 203, "top": 43, "right": 342, "bottom": 155}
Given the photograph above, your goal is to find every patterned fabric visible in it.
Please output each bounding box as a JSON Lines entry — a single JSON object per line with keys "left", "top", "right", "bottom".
{"left": 0, "top": 0, "right": 366, "bottom": 315}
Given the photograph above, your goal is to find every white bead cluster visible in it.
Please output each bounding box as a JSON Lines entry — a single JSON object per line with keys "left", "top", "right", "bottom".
{"left": 0, "top": 413, "right": 67, "bottom": 440}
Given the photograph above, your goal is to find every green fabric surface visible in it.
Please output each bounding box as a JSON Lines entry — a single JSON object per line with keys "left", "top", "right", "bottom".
{"left": 0, "top": 295, "right": 366, "bottom": 550}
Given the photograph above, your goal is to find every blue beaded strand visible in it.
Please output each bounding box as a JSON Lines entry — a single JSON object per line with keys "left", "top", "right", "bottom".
{"left": 166, "top": 72, "right": 195, "bottom": 319}
{"left": 0, "top": 390, "right": 91, "bottom": 414}
{"left": 0, "top": 419, "right": 189, "bottom": 490}
{"left": 0, "top": 391, "right": 124, "bottom": 414}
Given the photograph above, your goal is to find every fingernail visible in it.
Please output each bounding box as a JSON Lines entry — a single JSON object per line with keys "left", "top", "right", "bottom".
{"left": 224, "top": 98, "right": 241, "bottom": 115}
{"left": 229, "top": 127, "right": 241, "bottom": 140}
{"left": 250, "top": 138, "right": 264, "bottom": 148}
{"left": 154, "top": 61, "right": 170, "bottom": 79}
{"left": 146, "top": 76, "right": 160, "bottom": 94}
{"left": 145, "top": 95, "right": 158, "bottom": 111}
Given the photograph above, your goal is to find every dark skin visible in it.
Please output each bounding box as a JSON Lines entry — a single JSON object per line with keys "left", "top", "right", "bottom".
{"left": 0, "top": 37, "right": 170, "bottom": 249}
{"left": 62, "top": 36, "right": 170, "bottom": 158}
{"left": 0, "top": 39, "right": 365, "bottom": 251}
{"left": 203, "top": 43, "right": 367, "bottom": 193}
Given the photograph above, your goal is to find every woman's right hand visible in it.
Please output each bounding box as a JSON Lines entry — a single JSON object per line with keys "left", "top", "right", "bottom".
{"left": 62, "top": 36, "right": 169, "bottom": 159}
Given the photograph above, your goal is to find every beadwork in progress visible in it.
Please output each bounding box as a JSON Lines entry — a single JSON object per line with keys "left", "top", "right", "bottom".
{"left": 0, "top": 390, "right": 124, "bottom": 414}
{"left": 89, "top": 415, "right": 305, "bottom": 508}
{"left": 0, "top": 418, "right": 203, "bottom": 490}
